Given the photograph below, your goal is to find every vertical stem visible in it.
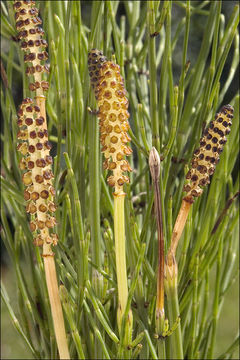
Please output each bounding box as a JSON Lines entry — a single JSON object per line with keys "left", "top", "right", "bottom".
{"left": 188, "top": 255, "right": 199, "bottom": 359}
{"left": 159, "top": 1, "right": 171, "bottom": 141}
{"left": 178, "top": 1, "right": 218, "bottom": 145}
{"left": 149, "top": 148, "right": 165, "bottom": 358}
{"left": 89, "top": 1, "right": 103, "bottom": 299}
{"left": 156, "top": 179, "right": 164, "bottom": 315}
{"left": 165, "top": 258, "right": 184, "bottom": 360}
{"left": 207, "top": 236, "right": 223, "bottom": 359}
{"left": 194, "top": 269, "right": 209, "bottom": 357}
{"left": 114, "top": 193, "right": 131, "bottom": 331}
{"left": 156, "top": 187, "right": 166, "bottom": 359}
{"left": 114, "top": 193, "right": 133, "bottom": 355}
{"left": 38, "top": 94, "right": 70, "bottom": 360}
{"left": 168, "top": 199, "right": 192, "bottom": 262}
{"left": 147, "top": 1, "right": 160, "bottom": 152}
{"left": 89, "top": 105, "right": 101, "bottom": 270}
{"left": 88, "top": 100, "right": 102, "bottom": 359}
{"left": 178, "top": 204, "right": 192, "bottom": 283}
{"left": 35, "top": 90, "right": 69, "bottom": 359}
{"left": 43, "top": 256, "right": 70, "bottom": 359}
{"left": 177, "top": 0, "right": 190, "bottom": 121}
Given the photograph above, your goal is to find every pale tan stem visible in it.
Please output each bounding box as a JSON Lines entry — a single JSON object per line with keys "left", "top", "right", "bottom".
{"left": 43, "top": 253, "right": 70, "bottom": 359}
{"left": 39, "top": 95, "right": 69, "bottom": 359}
{"left": 168, "top": 199, "right": 192, "bottom": 264}
{"left": 114, "top": 193, "right": 128, "bottom": 327}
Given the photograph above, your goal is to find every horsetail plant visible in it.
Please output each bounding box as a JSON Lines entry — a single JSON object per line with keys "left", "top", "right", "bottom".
{"left": 13, "top": 1, "right": 70, "bottom": 358}
{"left": 88, "top": 49, "right": 133, "bottom": 342}
{"left": 168, "top": 104, "right": 234, "bottom": 264}
{"left": 165, "top": 104, "right": 234, "bottom": 359}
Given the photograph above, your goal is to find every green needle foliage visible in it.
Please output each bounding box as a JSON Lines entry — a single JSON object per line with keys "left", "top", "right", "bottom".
{"left": 1, "top": 1, "right": 239, "bottom": 359}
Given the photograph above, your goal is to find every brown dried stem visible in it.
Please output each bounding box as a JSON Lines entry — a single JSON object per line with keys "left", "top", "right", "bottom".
{"left": 149, "top": 147, "right": 165, "bottom": 319}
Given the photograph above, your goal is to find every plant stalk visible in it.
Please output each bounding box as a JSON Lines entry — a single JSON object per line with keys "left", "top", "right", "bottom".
{"left": 148, "top": 1, "right": 160, "bottom": 152}
{"left": 39, "top": 91, "right": 70, "bottom": 360}
{"left": 43, "top": 252, "right": 70, "bottom": 359}
{"left": 114, "top": 193, "right": 133, "bottom": 342}
{"left": 149, "top": 147, "right": 165, "bottom": 358}
{"left": 164, "top": 256, "right": 183, "bottom": 359}
{"left": 168, "top": 198, "right": 192, "bottom": 263}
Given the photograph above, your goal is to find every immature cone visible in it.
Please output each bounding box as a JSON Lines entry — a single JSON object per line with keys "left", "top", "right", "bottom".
{"left": 13, "top": 0, "right": 49, "bottom": 93}
{"left": 17, "top": 98, "right": 57, "bottom": 250}
{"left": 183, "top": 105, "right": 233, "bottom": 202}
{"left": 88, "top": 49, "right": 132, "bottom": 195}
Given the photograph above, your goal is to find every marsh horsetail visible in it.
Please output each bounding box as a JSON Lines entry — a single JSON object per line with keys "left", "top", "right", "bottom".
{"left": 88, "top": 49, "right": 133, "bottom": 340}
{"left": 13, "top": 2, "right": 70, "bottom": 358}
{"left": 168, "top": 104, "right": 234, "bottom": 262}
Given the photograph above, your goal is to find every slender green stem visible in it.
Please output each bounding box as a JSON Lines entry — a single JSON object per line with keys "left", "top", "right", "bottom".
{"left": 188, "top": 256, "right": 198, "bottom": 359}
{"left": 1, "top": 284, "right": 40, "bottom": 359}
{"left": 194, "top": 269, "right": 209, "bottom": 358}
{"left": 162, "top": 85, "right": 179, "bottom": 161}
{"left": 178, "top": 0, "right": 218, "bottom": 150}
{"left": 63, "top": 152, "right": 85, "bottom": 319}
{"left": 207, "top": 235, "right": 223, "bottom": 359}
{"left": 85, "top": 281, "right": 119, "bottom": 344}
{"left": 177, "top": 0, "right": 190, "bottom": 121}
{"left": 88, "top": 2, "right": 104, "bottom": 301}
{"left": 60, "top": 285, "right": 85, "bottom": 359}
{"left": 164, "top": 259, "right": 183, "bottom": 360}
{"left": 144, "top": 330, "right": 158, "bottom": 360}
{"left": 83, "top": 301, "right": 111, "bottom": 359}
{"left": 159, "top": 1, "right": 171, "bottom": 144}
{"left": 106, "top": 1, "right": 121, "bottom": 63}
{"left": 147, "top": 1, "right": 160, "bottom": 152}
{"left": 155, "top": 1, "right": 169, "bottom": 35}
